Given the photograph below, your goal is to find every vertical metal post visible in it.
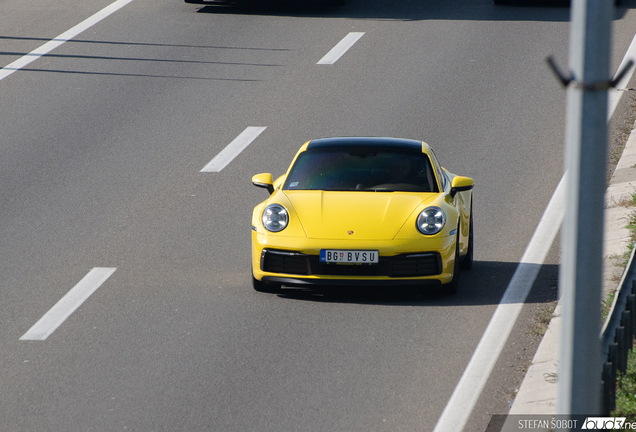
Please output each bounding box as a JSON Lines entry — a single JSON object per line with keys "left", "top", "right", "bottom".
{"left": 557, "top": 0, "right": 612, "bottom": 423}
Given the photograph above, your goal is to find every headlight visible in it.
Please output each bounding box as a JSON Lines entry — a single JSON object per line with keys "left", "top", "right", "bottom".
{"left": 416, "top": 207, "right": 446, "bottom": 235}
{"left": 262, "top": 204, "right": 289, "bottom": 232}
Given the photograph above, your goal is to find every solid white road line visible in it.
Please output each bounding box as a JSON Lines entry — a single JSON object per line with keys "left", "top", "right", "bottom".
{"left": 20, "top": 268, "right": 117, "bottom": 341}
{"left": 608, "top": 35, "right": 636, "bottom": 119}
{"left": 432, "top": 178, "right": 566, "bottom": 432}
{"left": 433, "top": 32, "right": 636, "bottom": 432}
{"left": 200, "top": 126, "right": 267, "bottom": 173}
{"left": 0, "top": 0, "right": 135, "bottom": 82}
{"left": 317, "top": 32, "right": 365, "bottom": 65}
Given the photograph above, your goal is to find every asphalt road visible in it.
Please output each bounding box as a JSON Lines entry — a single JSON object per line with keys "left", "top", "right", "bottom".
{"left": 1, "top": 0, "right": 635, "bottom": 431}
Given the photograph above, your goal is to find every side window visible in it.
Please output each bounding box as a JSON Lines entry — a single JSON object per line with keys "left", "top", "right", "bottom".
{"left": 428, "top": 149, "right": 447, "bottom": 190}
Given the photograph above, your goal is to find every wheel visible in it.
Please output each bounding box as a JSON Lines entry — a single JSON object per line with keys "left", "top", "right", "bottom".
{"left": 252, "top": 276, "right": 281, "bottom": 293}
{"left": 460, "top": 209, "right": 474, "bottom": 270}
{"left": 443, "top": 232, "right": 461, "bottom": 295}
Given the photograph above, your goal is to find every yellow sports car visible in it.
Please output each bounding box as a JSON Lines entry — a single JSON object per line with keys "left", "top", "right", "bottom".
{"left": 251, "top": 137, "right": 474, "bottom": 294}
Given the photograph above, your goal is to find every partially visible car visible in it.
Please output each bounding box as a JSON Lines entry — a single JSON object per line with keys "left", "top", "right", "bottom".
{"left": 184, "top": 0, "right": 344, "bottom": 6}
{"left": 494, "top": 0, "right": 618, "bottom": 5}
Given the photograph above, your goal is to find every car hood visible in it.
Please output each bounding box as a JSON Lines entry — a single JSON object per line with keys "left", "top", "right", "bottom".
{"left": 284, "top": 190, "right": 437, "bottom": 240}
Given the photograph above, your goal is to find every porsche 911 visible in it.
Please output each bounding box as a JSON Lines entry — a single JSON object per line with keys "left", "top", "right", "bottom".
{"left": 251, "top": 137, "right": 474, "bottom": 294}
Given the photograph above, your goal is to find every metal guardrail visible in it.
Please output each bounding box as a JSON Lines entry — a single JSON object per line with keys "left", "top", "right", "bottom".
{"left": 600, "top": 245, "right": 636, "bottom": 414}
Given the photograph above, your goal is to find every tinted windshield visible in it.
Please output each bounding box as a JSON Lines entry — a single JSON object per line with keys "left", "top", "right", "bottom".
{"left": 283, "top": 148, "right": 438, "bottom": 192}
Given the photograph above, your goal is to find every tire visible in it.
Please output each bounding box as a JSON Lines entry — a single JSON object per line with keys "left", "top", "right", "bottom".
{"left": 443, "top": 232, "right": 461, "bottom": 295}
{"left": 461, "top": 209, "right": 474, "bottom": 271}
{"left": 252, "top": 276, "right": 281, "bottom": 293}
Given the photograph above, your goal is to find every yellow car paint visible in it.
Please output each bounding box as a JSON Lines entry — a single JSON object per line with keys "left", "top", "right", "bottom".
{"left": 251, "top": 137, "right": 474, "bottom": 292}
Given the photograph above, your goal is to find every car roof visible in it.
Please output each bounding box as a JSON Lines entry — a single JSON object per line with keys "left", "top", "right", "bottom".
{"left": 306, "top": 137, "right": 425, "bottom": 153}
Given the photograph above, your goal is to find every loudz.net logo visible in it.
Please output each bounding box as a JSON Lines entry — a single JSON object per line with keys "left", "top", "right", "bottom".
{"left": 582, "top": 417, "right": 627, "bottom": 429}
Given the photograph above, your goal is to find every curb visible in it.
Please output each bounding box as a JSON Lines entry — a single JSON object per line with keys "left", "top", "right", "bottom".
{"left": 508, "top": 121, "right": 636, "bottom": 416}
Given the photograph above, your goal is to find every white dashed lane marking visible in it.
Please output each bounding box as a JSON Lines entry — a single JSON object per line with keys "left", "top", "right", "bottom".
{"left": 317, "top": 32, "right": 365, "bottom": 65}
{"left": 200, "top": 127, "right": 267, "bottom": 173}
{"left": 20, "top": 268, "right": 117, "bottom": 341}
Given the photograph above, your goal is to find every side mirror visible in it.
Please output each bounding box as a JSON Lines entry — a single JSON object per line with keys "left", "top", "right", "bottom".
{"left": 450, "top": 176, "right": 474, "bottom": 198}
{"left": 252, "top": 173, "right": 274, "bottom": 194}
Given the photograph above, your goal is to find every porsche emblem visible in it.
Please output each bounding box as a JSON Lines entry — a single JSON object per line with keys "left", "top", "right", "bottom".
{"left": 347, "top": 230, "right": 355, "bottom": 235}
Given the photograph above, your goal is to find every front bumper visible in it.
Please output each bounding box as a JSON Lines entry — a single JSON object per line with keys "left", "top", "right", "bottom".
{"left": 261, "top": 275, "right": 442, "bottom": 288}
{"left": 251, "top": 230, "right": 457, "bottom": 286}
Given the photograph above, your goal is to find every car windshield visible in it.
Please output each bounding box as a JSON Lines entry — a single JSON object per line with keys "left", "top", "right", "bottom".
{"left": 283, "top": 147, "right": 439, "bottom": 192}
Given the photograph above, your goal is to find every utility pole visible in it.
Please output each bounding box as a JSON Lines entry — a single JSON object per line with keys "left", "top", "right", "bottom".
{"left": 556, "top": 0, "right": 612, "bottom": 423}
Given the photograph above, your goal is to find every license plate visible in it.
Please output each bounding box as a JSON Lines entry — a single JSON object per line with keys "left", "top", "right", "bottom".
{"left": 320, "top": 250, "right": 379, "bottom": 264}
